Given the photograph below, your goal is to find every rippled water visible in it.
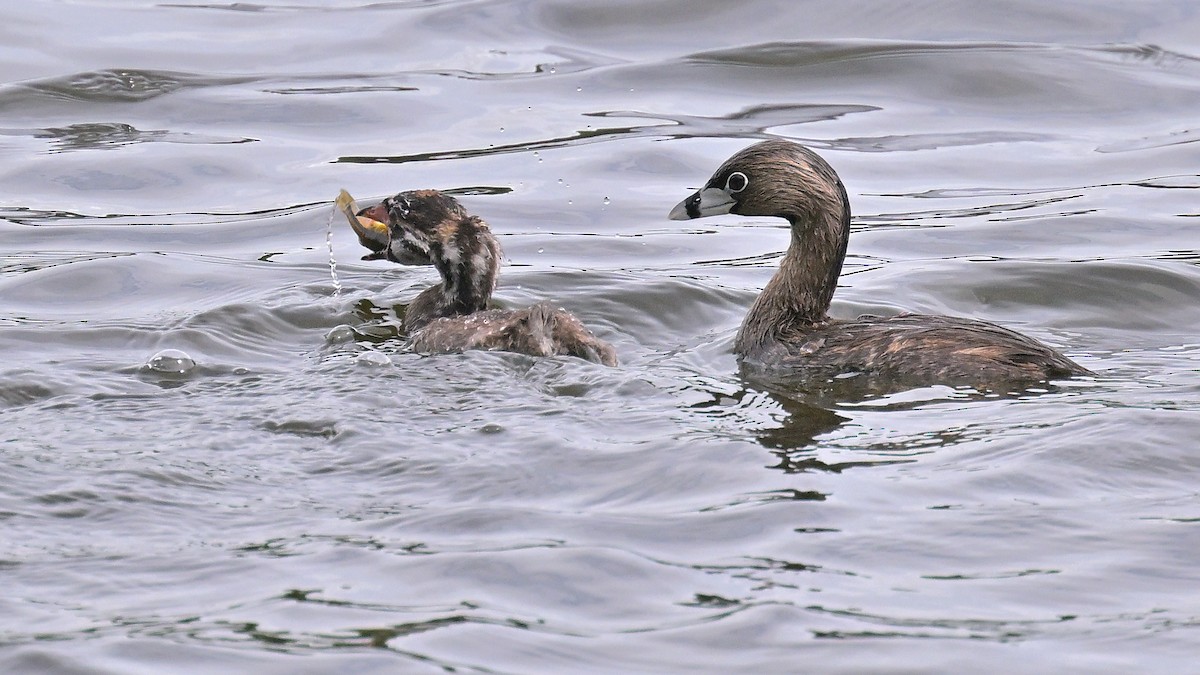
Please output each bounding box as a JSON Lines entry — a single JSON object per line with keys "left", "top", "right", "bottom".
{"left": 3, "top": 1, "right": 1200, "bottom": 672}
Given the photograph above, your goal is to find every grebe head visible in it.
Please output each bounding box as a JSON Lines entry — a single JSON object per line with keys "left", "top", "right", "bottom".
{"left": 669, "top": 139, "right": 854, "bottom": 343}
{"left": 354, "top": 190, "right": 476, "bottom": 267}
{"left": 355, "top": 189, "right": 501, "bottom": 325}
{"left": 669, "top": 139, "right": 848, "bottom": 230}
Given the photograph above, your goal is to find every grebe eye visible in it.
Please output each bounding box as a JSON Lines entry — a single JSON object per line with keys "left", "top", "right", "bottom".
{"left": 725, "top": 171, "right": 749, "bottom": 193}
{"left": 391, "top": 194, "right": 415, "bottom": 218}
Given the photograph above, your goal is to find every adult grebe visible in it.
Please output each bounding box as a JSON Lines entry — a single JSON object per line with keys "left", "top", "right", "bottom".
{"left": 669, "top": 139, "right": 1090, "bottom": 387}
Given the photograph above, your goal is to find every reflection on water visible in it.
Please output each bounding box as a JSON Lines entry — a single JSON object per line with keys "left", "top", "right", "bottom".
{"left": 27, "top": 122, "right": 256, "bottom": 153}
{"left": 340, "top": 103, "right": 880, "bottom": 164}
{"left": 4, "top": 68, "right": 257, "bottom": 108}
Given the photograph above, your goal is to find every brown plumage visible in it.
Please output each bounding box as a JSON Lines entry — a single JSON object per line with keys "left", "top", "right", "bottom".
{"left": 351, "top": 190, "right": 617, "bottom": 366}
{"left": 670, "top": 139, "right": 1091, "bottom": 388}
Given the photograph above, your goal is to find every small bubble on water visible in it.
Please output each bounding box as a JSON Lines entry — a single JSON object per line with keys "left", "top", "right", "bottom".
{"left": 602, "top": 196, "right": 610, "bottom": 205}
{"left": 575, "top": 87, "right": 582, "bottom": 92}
{"left": 326, "top": 324, "right": 357, "bottom": 343}
{"left": 479, "top": 423, "right": 504, "bottom": 434}
{"left": 357, "top": 351, "right": 392, "bottom": 367}
{"left": 147, "top": 349, "right": 195, "bottom": 374}
{"left": 537, "top": 247, "right": 544, "bottom": 254}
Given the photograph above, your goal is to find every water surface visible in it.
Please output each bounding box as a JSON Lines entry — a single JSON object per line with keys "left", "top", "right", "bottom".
{"left": 3, "top": 1, "right": 1200, "bottom": 672}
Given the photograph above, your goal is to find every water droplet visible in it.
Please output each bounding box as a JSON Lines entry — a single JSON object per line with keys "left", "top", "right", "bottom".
{"left": 575, "top": 87, "right": 582, "bottom": 92}
{"left": 147, "top": 349, "right": 195, "bottom": 374}
{"left": 557, "top": 178, "right": 564, "bottom": 185}
{"left": 357, "top": 351, "right": 392, "bottom": 367}
{"left": 537, "top": 248, "right": 544, "bottom": 254}
{"left": 602, "top": 196, "right": 610, "bottom": 205}
{"left": 326, "top": 203, "right": 342, "bottom": 296}
{"left": 567, "top": 200, "right": 573, "bottom": 205}
{"left": 325, "top": 324, "right": 357, "bottom": 343}
{"left": 499, "top": 126, "right": 505, "bottom": 133}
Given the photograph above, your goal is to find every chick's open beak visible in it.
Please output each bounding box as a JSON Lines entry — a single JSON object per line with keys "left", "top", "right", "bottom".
{"left": 336, "top": 189, "right": 391, "bottom": 256}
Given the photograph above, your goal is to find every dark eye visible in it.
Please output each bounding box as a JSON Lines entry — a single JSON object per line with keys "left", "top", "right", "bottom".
{"left": 725, "top": 171, "right": 749, "bottom": 193}
{"left": 389, "top": 195, "right": 412, "bottom": 219}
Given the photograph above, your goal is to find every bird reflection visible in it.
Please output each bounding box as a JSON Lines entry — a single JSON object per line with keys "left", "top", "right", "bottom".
{"left": 752, "top": 393, "right": 847, "bottom": 451}
{"left": 747, "top": 391, "right": 920, "bottom": 474}
{"left": 685, "top": 383, "right": 848, "bottom": 462}
{"left": 685, "top": 377, "right": 972, "bottom": 474}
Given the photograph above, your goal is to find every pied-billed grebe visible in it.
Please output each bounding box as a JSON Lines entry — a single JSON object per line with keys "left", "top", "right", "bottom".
{"left": 342, "top": 189, "right": 617, "bottom": 366}
{"left": 669, "top": 139, "right": 1091, "bottom": 386}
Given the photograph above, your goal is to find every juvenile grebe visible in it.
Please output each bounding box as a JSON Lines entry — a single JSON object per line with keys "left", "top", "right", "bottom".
{"left": 669, "top": 139, "right": 1090, "bottom": 387}
{"left": 345, "top": 189, "right": 617, "bottom": 366}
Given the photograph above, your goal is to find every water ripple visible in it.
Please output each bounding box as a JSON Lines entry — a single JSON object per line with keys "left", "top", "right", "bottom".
{"left": 0, "top": 122, "right": 256, "bottom": 153}
{"left": 5, "top": 69, "right": 255, "bottom": 105}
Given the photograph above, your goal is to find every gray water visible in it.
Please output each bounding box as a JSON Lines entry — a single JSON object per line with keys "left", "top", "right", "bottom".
{"left": 3, "top": 1, "right": 1200, "bottom": 672}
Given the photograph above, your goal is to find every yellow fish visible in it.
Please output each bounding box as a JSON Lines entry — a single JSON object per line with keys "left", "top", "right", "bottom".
{"left": 337, "top": 189, "right": 390, "bottom": 257}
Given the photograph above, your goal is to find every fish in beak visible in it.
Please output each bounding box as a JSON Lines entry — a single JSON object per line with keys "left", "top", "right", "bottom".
{"left": 336, "top": 189, "right": 390, "bottom": 260}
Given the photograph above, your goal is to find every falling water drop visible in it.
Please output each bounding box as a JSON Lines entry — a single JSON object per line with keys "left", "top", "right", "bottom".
{"left": 326, "top": 203, "right": 342, "bottom": 296}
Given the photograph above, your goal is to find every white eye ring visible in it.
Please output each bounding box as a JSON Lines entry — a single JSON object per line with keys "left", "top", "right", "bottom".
{"left": 725, "top": 171, "right": 749, "bottom": 193}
